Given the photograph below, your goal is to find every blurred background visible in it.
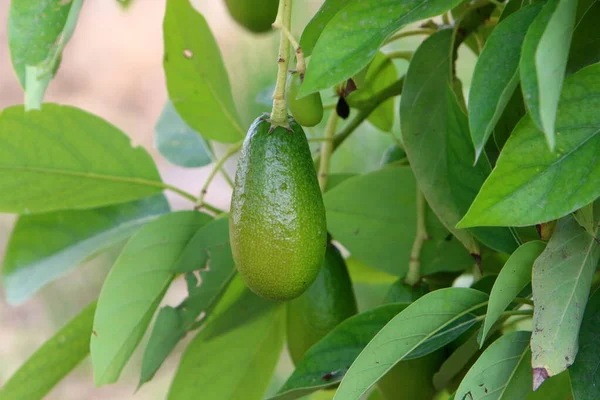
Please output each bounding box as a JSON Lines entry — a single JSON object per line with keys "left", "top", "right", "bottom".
{"left": 0, "top": 1, "right": 476, "bottom": 398}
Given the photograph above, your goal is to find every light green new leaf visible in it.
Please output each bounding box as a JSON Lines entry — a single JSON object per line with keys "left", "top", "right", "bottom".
{"left": 168, "top": 290, "right": 284, "bottom": 400}
{"left": 154, "top": 101, "right": 212, "bottom": 168}
{"left": 333, "top": 288, "right": 489, "bottom": 400}
{"left": 573, "top": 201, "right": 597, "bottom": 236}
{"left": 299, "top": 0, "right": 465, "bottom": 96}
{"left": 569, "top": 288, "right": 600, "bottom": 400}
{"left": 2, "top": 194, "right": 169, "bottom": 305}
{"left": 400, "top": 29, "right": 518, "bottom": 254}
{"left": 458, "top": 63, "right": 600, "bottom": 228}
{"left": 480, "top": 241, "right": 546, "bottom": 346}
{"left": 346, "top": 52, "right": 398, "bottom": 132}
{"left": 91, "top": 211, "right": 212, "bottom": 386}
{"left": 0, "top": 301, "right": 96, "bottom": 400}
{"left": 163, "top": 0, "right": 244, "bottom": 143}
{"left": 455, "top": 331, "right": 532, "bottom": 400}
{"left": 0, "top": 104, "right": 163, "bottom": 214}
{"left": 324, "top": 166, "right": 472, "bottom": 277}
{"left": 139, "top": 217, "right": 236, "bottom": 386}
{"left": 271, "top": 304, "right": 407, "bottom": 400}
{"left": 520, "top": 0, "right": 577, "bottom": 149}
{"left": 299, "top": 0, "right": 350, "bottom": 57}
{"left": 566, "top": 0, "right": 600, "bottom": 75}
{"left": 531, "top": 216, "right": 600, "bottom": 381}
{"left": 468, "top": 3, "right": 544, "bottom": 160}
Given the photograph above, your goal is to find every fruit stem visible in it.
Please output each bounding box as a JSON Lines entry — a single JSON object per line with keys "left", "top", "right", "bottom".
{"left": 405, "top": 189, "right": 429, "bottom": 286}
{"left": 272, "top": 21, "right": 306, "bottom": 74}
{"left": 318, "top": 111, "right": 339, "bottom": 191}
{"left": 196, "top": 142, "right": 242, "bottom": 208}
{"left": 384, "top": 28, "right": 436, "bottom": 45}
{"left": 385, "top": 50, "right": 413, "bottom": 62}
{"left": 270, "top": 0, "right": 293, "bottom": 125}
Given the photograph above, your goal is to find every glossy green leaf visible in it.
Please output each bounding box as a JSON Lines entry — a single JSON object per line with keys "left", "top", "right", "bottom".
{"left": 459, "top": 63, "right": 600, "bottom": 228}
{"left": 91, "top": 211, "right": 212, "bottom": 386}
{"left": 569, "top": 288, "right": 600, "bottom": 399}
{"left": 271, "top": 304, "right": 407, "bottom": 400}
{"left": 433, "top": 329, "right": 480, "bottom": 391}
{"left": 299, "top": 0, "right": 349, "bottom": 57}
{"left": 346, "top": 52, "right": 397, "bottom": 132}
{"left": 3, "top": 194, "right": 169, "bottom": 305}
{"left": 139, "top": 217, "right": 236, "bottom": 385}
{"left": 0, "top": 301, "right": 95, "bottom": 400}
{"left": 520, "top": 0, "right": 577, "bottom": 149}
{"left": 300, "top": 0, "right": 465, "bottom": 96}
{"left": 324, "top": 166, "right": 472, "bottom": 276}
{"left": 566, "top": 0, "right": 600, "bottom": 75}
{"left": 163, "top": 0, "right": 244, "bottom": 143}
{"left": 480, "top": 241, "right": 546, "bottom": 345}
{"left": 400, "top": 29, "right": 518, "bottom": 254}
{"left": 455, "top": 331, "right": 532, "bottom": 400}
{"left": 0, "top": 104, "right": 163, "bottom": 214}
{"left": 334, "top": 288, "right": 489, "bottom": 400}
{"left": 468, "top": 4, "right": 544, "bottom": 160}
{"left": 168, "top": 289, "right": 284, "bottom": 400}
{"left": 154, "top": 101, "right": 212, "bottom": 168}
{"left": 531, "top": 216, "right": 600, "bottom": 381}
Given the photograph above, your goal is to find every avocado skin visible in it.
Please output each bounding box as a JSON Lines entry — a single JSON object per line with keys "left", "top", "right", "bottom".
{"left": 286, "top": 242, "right": 358, "bottom": 364}
{"left": 287, "top": 73, "right": 324, "bottom": 127}
{"left": 224, "top": 0, "right": 279, "bottom": 33}
{"left": 230, "top": 113, "right": 327, "bottom": 301}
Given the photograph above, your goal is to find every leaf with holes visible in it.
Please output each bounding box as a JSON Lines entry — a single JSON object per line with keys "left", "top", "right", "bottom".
{"left": 333, "top": 288, "right": 489, "bottom": 400}
{"left": 531, "top": 216, "right": 600, "bottom": 384}
{"left": 163, "top": 0, "right": 244, "bottom": 143}
{"left": 0, "top": 104, "right": 163, "bottom": 214}
{"left": 91, "top": 211, "right": 212, "bottom": 386}
{"left": 139, "top": 217, "right": 236, "bottom": 386}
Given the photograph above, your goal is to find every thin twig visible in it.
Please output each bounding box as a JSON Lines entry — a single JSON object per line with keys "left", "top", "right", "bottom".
{"left": 405, "top": 189, "right": 429, "bottom": 285}
{"left": 196, "top": 142, "right": 242, "bottom": 208}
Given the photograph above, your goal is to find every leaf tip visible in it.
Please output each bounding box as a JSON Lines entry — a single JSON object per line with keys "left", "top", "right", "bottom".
{"left": 532, "top": 367, "right": 549, "bottom": 391}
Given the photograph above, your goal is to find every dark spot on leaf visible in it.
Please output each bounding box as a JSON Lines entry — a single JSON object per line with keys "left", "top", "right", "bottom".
{"left": 444, "top": 234, "right": 453, "bottom": 241}
{"left": 92, "top": 330, "right": 98, "bottom": 337}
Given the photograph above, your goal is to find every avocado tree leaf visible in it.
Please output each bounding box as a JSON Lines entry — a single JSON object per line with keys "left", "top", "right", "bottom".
{"left": 168, "top": 289, "right": 285, "bottom": 400}
{"left": 573, "top": 201, "right": 596, "bottom": 236}
{"left": 8, "top": 0, "right": 82, "bottom": 108}
{"left": 0, "top": 301, "right": 96, "bottom": 400}
{"left": 299, "top": 0, "right": 466, "bottom": 96}
{"left": 139, "top": 217, "right": 236, "bottom": 386}
{"left": 91, "top": 211, "right": 212, "bottom": 386}
{"left": 520, "top": 0, "right": 577, "bottom": 149}
{"left": 155, "top": 101, "right": 213, "bottom": 168}
{"left": 400, "top": 29, "right": 518, "bottom": 254}
{"left": 531, "top": 216, "right": 600, "bottom": 384}
{"left": 2, "top": 194, "right": 169, "bottom": 305}
{"left": 270, "top": 304, "right": 407, "bottom": 400}
{"left": 455, "top": 331, "right": 532, "bottom": 400}
{"left": 566, "top": 0, "right": 600, "bottom": 75}
{"left": 163, "top": 0, "right": 244, "bottom": 143}
{"left": 569, "top": 288, "right": 600, "bottom": 399}
{"left": 479, "top": 241, "right": 546, "bottom": 346}
{"left": 346, "top": 52, "right": 398, "bottom": 132}
{"left": 299, "top": 0, "right": 350, "bottom": 57}
{"left": 468, "top": 3, "right": 544, "bottom": 160}
{"left": 324, "top": 166, "right": 472, "bottom": 277}
{"left": 458, "top": 63, "right": 600, "bottom": 228}
{"left": 0, "top": 104, "right": 163, "bottom": 214}
{"left": 333, "top": 288, "right": 489, "bottom": 400}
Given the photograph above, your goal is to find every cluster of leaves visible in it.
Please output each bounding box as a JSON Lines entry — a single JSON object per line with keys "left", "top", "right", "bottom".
{"left": 3, "top": 0, "right": 600, "bottom": 399}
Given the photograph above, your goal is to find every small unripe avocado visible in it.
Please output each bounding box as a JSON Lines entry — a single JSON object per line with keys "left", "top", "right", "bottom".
{"left": 230, "top": 113, "right": 327, "bottom": 301}
{"left": 286, "top": 242, "right": 358, "bottom": 364}
{"left": 287, "top": 73, "right": 324, "bottom": 127}
{"left": 224, "top": 0, "right": 279, "bottom": 33}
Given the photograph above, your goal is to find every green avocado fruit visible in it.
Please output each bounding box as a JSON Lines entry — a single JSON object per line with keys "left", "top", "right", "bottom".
{"left": 230, "top": 113, "right": 327, "bottom": 301}
{"left": 287, "top": 72, "right": 324, "bottom": 127}
{"left": 286, "top": 241, "right": 358, "bottom": 364}
{"left": 224, "top": 0, "right": 279, "bottom": 33}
